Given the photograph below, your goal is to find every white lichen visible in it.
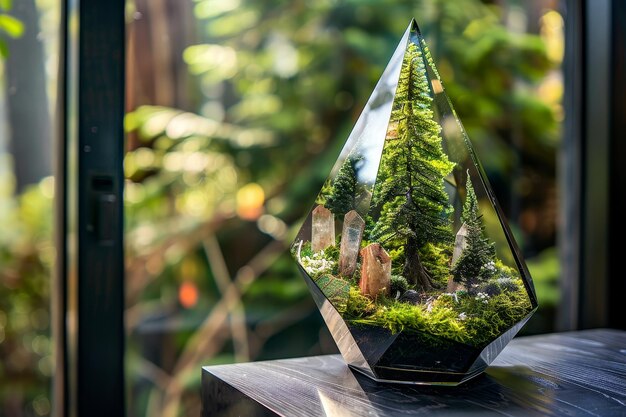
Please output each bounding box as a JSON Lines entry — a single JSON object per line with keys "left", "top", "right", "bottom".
{"left": 301, "top": 250, "right": 336, "bottom": 277}
{"left": 475, "top": 292, "right": 490, "bottom": 304}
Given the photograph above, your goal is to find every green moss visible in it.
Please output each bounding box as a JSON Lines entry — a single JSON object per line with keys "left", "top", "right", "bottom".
{"left": 345, "top": 286, "right": 376, "bottom": 318}
{"left": 324, "top": 244, "right": 340, "bottom": 263}
{"left": 371, "top": 302, "right": 429, "bottom": 333}
{"left": 349, "top": 299, "right": 469, "bottom": 344}
{"left": 494, "top": 259, "right": 519, "bottom": 279}
{"left": 344, "top": 278, "right": 533, "bottom": 347}
{"left": 438, "top": 282, "right": 533, "bottom": 345}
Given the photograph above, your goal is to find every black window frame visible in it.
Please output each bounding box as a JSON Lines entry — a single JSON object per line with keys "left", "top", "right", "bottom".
{"left": 54, "top": 0, "right": 126, "bottom": 416}
{"left": 559, "top": 0, "right": 626, "bottom": 330}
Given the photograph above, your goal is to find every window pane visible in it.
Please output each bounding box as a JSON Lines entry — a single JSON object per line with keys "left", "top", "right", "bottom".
{"left": 0, "top": 0, "right": 60, "bottom": 415}
{"left": 125, "top": 1, "right": 563, "bottom": 415}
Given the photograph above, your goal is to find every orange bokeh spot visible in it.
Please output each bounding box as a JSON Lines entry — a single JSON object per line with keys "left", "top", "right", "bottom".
{"left": 179, "top": 281, "right": 198, "bottom": 308}
{"left": 236, "top": 183, "right": 265, "bottom": 220}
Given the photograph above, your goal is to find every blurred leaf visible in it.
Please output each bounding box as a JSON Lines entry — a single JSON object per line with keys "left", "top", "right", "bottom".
{"left": 526, "top": 248, "right": 559, "bottom": 307}
{"left": 194, "top": 0, "right": 241, "bottom": 20}
{"left": 0, "top": 14, "right": 24, "bottom": 38}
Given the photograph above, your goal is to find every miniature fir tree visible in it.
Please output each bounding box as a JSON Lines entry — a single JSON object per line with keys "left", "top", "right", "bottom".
{"left": 370, "top": 42, "right": 454, "bottom": 292}
{"left": 326, "top": 156, "right": 359, "bottom": 217}
{"left": 451, "top": 174, "right": 496, "bottom": 294}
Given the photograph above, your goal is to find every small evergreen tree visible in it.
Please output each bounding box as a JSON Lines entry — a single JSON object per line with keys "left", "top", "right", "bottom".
{"left": 451, "top": 174, "right": 496, "bottom": 294}
{"left": 370, "top": 41, "right": 454, "bottom": 292}
{"left": 326, "top": 156, "right": 359, "bottom": 217}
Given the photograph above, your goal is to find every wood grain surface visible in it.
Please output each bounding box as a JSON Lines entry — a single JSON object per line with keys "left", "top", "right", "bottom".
{"left": 202, "top": 329, "right": 626, "bottom": 416}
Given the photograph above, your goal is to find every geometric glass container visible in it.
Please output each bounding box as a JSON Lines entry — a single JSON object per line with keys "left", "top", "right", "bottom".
{"left": 291, "top": 19, "right": 538, "bottom": 385}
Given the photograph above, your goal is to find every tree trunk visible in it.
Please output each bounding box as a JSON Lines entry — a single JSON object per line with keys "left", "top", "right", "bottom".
{"left": 403, "top": 236, "right": 434, "bottom": 292}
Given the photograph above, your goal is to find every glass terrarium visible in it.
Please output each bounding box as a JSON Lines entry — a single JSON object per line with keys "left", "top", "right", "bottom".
{"left": 291, "top": 19, "right": 538, "bottom": 385}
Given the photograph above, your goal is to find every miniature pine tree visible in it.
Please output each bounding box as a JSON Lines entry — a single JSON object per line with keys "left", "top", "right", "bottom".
{"left": 326, "top": 157, "right": 359, "bottom": 217}
{"left": 370, "top": 41, "right": 454, "bottom": 292}
{"left": 451, "top": 174, "right": 496, "bottom": 294}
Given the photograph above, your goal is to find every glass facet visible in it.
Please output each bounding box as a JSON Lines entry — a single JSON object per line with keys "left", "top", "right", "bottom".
{"left": 291, "top": 19, "right": 538, "bottom": 385}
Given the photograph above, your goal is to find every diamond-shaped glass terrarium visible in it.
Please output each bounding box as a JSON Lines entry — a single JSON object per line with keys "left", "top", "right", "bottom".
{"left": 291, "top": 19, "right": 538, "bottom": 385}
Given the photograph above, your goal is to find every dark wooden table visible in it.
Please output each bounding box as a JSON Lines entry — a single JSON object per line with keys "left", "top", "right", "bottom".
{"left": 202, "top": 329, "right": 626, "bottom": 416}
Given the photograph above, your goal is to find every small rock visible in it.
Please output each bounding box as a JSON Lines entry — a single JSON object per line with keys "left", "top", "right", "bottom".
{"left": 399, "top": 290, "right": 421, "bottom": 305}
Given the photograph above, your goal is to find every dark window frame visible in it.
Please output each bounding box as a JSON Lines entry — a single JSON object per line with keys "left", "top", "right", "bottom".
{"left": 608, "top": 0, "right": 626, "bottom": 330}
{"left": 54, "top": 0, "right": 126, "bottom": 416}
{"left": 559, "top": 0, "right": 626, "bottom": 330}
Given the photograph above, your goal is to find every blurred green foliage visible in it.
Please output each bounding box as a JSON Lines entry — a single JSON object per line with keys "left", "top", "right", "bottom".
{"left": 0, "top": 0, "right": 24, "bottom": 58}
{"left": 0, "top": 0, "right": 57, "bottom": 414}
{"left": 525, "top": 247, "right": 560, "bottom": 334}
{"left": 0, "top": 156, "right": 53, "bottom": 416}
